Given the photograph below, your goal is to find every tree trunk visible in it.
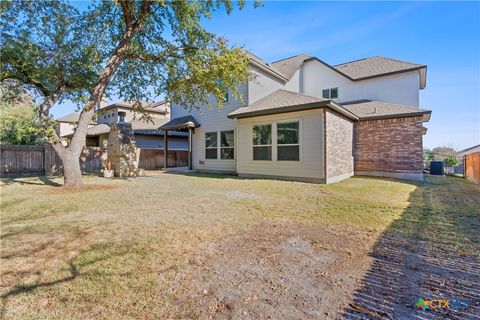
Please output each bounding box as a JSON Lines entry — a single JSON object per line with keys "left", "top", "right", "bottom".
{"left": 62, "top": 152, "right": 83, "bottom": 187}
{"left": 41, "top": 18, "right": 150, "bottom": 188}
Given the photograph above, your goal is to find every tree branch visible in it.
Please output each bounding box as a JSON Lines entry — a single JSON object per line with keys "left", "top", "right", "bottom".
{"left": 119, "top": 0, "right": 133, "bottom": 27}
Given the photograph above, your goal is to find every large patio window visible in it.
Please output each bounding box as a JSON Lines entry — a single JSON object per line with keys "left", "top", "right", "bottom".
{"left": 252, "top": 124, "right": 272, "bottom": 160}
{"left": 205, "top": 132, "right": 218, "bottom": 159}
{"left": 220, "top": 130, "right": 234, "bottom": 160}
{"left": 277, "top": 121, "right": 300, "bottom": 161}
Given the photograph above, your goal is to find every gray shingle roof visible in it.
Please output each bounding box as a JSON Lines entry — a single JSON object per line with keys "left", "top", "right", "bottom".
{"left": 63, "top": 124, "right": 110, "bottom": 137}
{"left": 128, "top": 118, "right": 168, "bottom": 131}
{"left": 57, "top": 112, "right": 96, "bottom": 124}
{"left": 130, "top": 117, "right": 188, "bottom": 136}
{"left": 271, "top": 54, "right": 312, "bottom": 80}
{"left": 98, "top": 101, "right": 169, "bottom": 114}
{"left": 57, "top": 112, "right": 80, "bottom": 123}
{"left": 159, "top": 115, "right": 200, "bottom": 131}
{"left": 86, "top": 124, "right": 111, "bottom": 136}
{"left": 228, "top": 89, "right": 358, "bottom": 120}
{"left": 246, "top": 51, "right": 288, "bottom": 82}
{"left": 340, "top": 100, "right": 431, "bottom": 121}
{"left": 333, "top": 56, "right": 425, "bottom": 80}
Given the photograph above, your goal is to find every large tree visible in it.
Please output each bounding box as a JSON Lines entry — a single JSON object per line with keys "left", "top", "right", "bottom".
{"left": 0, "top": 0, "right": 252, "bottom": 187}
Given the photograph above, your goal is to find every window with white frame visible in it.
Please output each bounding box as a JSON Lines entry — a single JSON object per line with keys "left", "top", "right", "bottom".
{"left": 118, "top": 112, "right": 126, "bottom": 123}
{"left": 277, "top": 121, "right": 300, "bottom": 161}
{"left": 205, "top": 132, "right": 218, "bottom": 159}
{"left": 252, "top": 124, "right": 272, "bottom": 160}
{"left": 220, "top": 130, "right": 234, "bottom": 160}
{"left": 322, "top": 87, "right": 338, "bottom": 99}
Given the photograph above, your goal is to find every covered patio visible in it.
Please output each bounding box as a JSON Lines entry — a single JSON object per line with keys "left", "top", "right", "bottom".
{"left": 159, "top": 115, "right": 200, "bottom": 170}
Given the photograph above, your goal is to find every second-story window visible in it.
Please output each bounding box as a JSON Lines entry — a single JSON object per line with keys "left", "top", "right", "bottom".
{"left": 118, "top": 112, "right": 126, "bottom": 123}
{"left": 322, "top": 87, "right": 339, "bottom": 99}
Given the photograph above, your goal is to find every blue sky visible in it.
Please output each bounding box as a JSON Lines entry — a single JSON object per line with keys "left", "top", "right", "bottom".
{"left": 55, "top": 1, "right": 479, "bottom": 150}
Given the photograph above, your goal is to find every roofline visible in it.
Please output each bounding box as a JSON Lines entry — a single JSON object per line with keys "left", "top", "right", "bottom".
{"left": 227, "top": 100, "right": 359, "bottom": 120}
{"left": 304, "top": 57, "right": 356, "bottom": 81}
{"left": 357, "top": 110, "right": 432, "bottom": 122}
{"left": 97, "top": 103, "right": 169, "bottom": 114}
{"left": 249, "top": 59, "right": 288, "bottom": 83}
{"left": 353, "top": 65, "right": 427, "bottom": 82}
{"left": 457, "top": 144, "right": 480, "bottom": 154}
{"left": 303, "top": 56, "right": 427, "bottom": 85}
{"left": 270, "top": 54, "right": 308, "bottom": 64}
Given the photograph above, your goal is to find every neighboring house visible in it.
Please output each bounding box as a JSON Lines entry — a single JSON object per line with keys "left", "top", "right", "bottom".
{"left": 161, "top": 52, "right": 431, "bottom": 183}
{"left": 457, "top": 144, "right": 480, "bottom": 157}
{"left": 57, "top": 101, "right": 188, "bottom": 150}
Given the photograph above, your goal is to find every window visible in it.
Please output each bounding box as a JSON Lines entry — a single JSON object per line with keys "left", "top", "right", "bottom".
{"left": 277, "top": 122, "right": 300, "bottom": 161}
{"left": 252, "top": 124, "right": 272, "bottom": 160}
{"left": 330, "top": 87, "right": 338, "bottom": 99}
{"left": 224, "top": 90, "right": 229, "bottom": 103}
{"left": 205, "top": 132, "right": 218, "bottom": 159}
{"left": 118, "top": 112, "right": 126, "bottom": 123}
{"left": 322, "top": 88, "right": 339, "bottom": 99}
{"left": 220, "top": 130, "right": 234, "bottom": 159}
{"left": 322, "top": 89, "right": 330, "bottom": 99}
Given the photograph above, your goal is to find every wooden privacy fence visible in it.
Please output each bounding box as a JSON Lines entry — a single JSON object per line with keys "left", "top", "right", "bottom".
{"left": 465, "top": 152, "right": 480, "bottom": 184}
{"left": 138, "top": 149, "right": 188, "bottom": 170}
{"left": 1, "top": 145, "right": 188, "bottom": 178}
{"left": 0, "top": 145, "right": 107, "bottom": 178}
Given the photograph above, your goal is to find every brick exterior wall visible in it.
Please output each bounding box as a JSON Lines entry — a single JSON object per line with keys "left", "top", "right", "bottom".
{"left": 325, "top": 110, "right": 354, "bottom": 181}
{"left": 353, "top": 116, "right": 424, "bottom": 175}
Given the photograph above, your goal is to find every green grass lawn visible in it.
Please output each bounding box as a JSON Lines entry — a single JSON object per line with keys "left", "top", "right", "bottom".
{"left": 1, "top": 173, "right": 479, "bottom": 319}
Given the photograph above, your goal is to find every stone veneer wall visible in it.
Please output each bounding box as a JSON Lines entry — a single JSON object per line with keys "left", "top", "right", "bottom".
{"left": 325, "top": 110, "right": 354, "bottom": 183}
{"left": 353, "top": 116, "right": 424, "bottom": 180}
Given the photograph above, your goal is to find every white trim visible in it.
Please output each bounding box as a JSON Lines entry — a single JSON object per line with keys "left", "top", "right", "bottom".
{"left": 250, "top": 119, "right": 303, "bottom": 163}
{"left": 276, "top": 119, "right": 302, "bottom": 162}
{"left": 204, "top": 129, "right": 236, "bottom": 161}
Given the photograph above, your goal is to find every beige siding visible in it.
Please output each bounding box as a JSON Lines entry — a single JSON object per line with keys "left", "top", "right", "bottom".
{"left": 171, "top": 83, "right": 248, "bottom": 172}
{"left": 59, "top": 122, "right": 75, "bottom": 137}
{"left": 325, "top": 111, "right": 354, "bottom": 183}
{"left": 248, "top": 66, "right": 285, "bottom": 104}
{"left": 237, "top": 109, "right": 325, "bottom": 180}
{"left": 97, "top": 107, "right": 168, "bottom": 125}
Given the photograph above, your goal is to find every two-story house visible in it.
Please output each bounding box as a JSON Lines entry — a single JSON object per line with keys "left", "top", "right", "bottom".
{"left": 58, "top": 101, "right": 188, "bottom": 150}
{"left": 160, "top": 52, "right": 431, "bottom": 183}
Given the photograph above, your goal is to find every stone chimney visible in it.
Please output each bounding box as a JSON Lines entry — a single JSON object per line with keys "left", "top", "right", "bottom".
{"left": 107, "top": 122, "right": 140, "bottom": 177}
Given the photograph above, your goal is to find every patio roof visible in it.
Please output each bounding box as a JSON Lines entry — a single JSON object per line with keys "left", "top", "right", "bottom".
{"left": 159, "top": 115, "right": 200, "bottom": 131}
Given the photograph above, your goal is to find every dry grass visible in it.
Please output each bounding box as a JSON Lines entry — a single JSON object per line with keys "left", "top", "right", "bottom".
{"left": 0, "top": 173, "right": 478, "bottom": 319}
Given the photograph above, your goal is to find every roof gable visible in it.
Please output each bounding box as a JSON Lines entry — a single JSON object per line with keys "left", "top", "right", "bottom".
{"left": 333, "top": 56, "right": 426, "bottom": 81}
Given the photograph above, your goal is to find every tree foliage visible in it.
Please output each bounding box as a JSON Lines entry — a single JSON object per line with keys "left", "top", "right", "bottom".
{"left": 431, "top": 146, "right": 457, "bottom": 161}
{"left": 0, "top": 0, "right": 252, "bottom": 113}
{"left": 423, "top": 148, "right": 434, "bottom": 161}
{"left": 0, "top": 93, "right": 43, "bottom": 144}
{"left": 444, "top": 156, "right": 459, "bottom": 168}
{"left": 0, "top": 0, "right": 254, "bottom": 186}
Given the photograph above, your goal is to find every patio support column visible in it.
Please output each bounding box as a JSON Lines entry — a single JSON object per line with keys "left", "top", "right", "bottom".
{"left": 188, "top": 127, "right": 193, "bottom": 170}
{"left": 164, "top": 130, "right": 168, "bottom": 170}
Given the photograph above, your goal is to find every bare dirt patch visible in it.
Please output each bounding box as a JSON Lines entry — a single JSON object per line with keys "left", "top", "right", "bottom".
{"left": 176, "top": 220, "right": 377, "bottom": 319}
{"left": 44, "top": 184, "right": 119, "bottom": 195}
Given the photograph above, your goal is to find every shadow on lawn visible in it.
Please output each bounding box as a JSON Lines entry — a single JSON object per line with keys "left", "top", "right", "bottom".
{"left": 1, "top": 176, "right": 62, "bottom": 187}
{"left": 164, "top": 171, "right": 241, "bottom": 180}
{"left": 0, "top": 243, "right": 127, "bottom": 319}
{"left": 342, "top": 177, "right": 480, "bottom": 319}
